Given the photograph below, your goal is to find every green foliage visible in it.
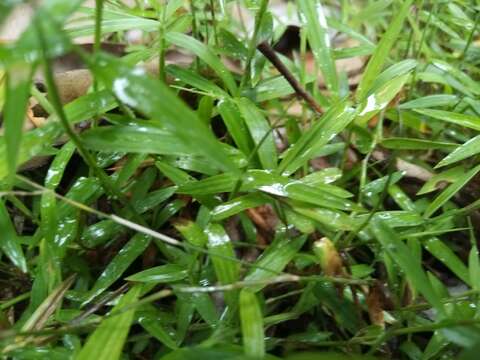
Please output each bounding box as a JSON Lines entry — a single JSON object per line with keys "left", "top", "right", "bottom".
{"left": 1, "top": 1, "right": 480, "bottom": 359}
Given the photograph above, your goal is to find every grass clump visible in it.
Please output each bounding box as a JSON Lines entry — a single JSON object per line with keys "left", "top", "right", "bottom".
{"left": 1, "top": 1, "right": 480, "bottom": 359}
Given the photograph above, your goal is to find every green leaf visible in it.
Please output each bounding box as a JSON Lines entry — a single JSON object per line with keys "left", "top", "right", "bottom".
{"left": 90, "top": 54, "right": 237, "bottom": 174}
{"left": 423, "top": 237, "right": 470, "bottom": 285}
{"left": 218, "top": 98, "right": 255, "bottom": 157}
{"left": 239, "top": 289, "right": 265, "bottom": 359}
{"left": 0, "top": 200, "right": 27, "bottom": 272}
{"left": 0, "top": 90, "right": 116, "bottom": 180}
{"left": 355, "top": 73, "right": 410, "bottom": 125}
{"left": 236, "top": 97, "right": 278, "bottom": 170}
{"left": 174, "top": 220, "right": 208, "bottom": 248}
{"left": 205, "top": 223, "right": 239, "bottom": 307}
{"left": 167, "top": 65, "right": 228, "bottom": 97}
{"left": 356, "top": 0, "right": 414, "bottom": 101}
{"left": 81, "top": 124, "right": 191, "bottom": 155}
{"left": 21, "top": 275, "right": 75, "bottom": 332}
{"left": 40, "top": 141, "right": 76, "bottom": 251}
{"left": 244, "top": 234, "right": 307, "bottom": 292}
{"left": 178, "top": 170, "right": 361, "bottom": 211}
{"left": 138, "top": 309, "right": 178, "bottom": 350}
{"left": 424, "top": 164, "right": 480, "bottom": 218}
{"left": 165, "top": 32, "right": 237, "bottom": 95}
{"left": 382, "top": 138, "right": 458, "bottom": 150}
{"left": 68, "top": 8, "right": 160, "bottom": 38}
{"left": 126, "top": 264, "right": 188, "bottom": 283}
{"left": 469, "top": 244, "right": 480, "bottom": 291}
{"left": 417, "top": 166, "right": 465, "bottom": 195}
{"left": 3, "top": 64, "right": 33, "bottom": 183}
{"left": 436, "top": 135, "right": 480, "bottom": 167}
{"left": 370, "top": 217, "right": 444, "bottom": 314}
{"left": 82, "top": 234, "right": 151, "bottom": 305}
{"left": 278, "top": 100, "right": 355, "bottom": 175}
{"left": 76, "top": 285, "right": 142, "bottom": 360}
{"left": 413, "top": 109, "right": 480, "bottom": 131}
{"left": 211, "top": 193, "right": 271, "bottom": 221}
{"left": 298, "top": 0, "right": 337, "bottom": 92}
{"left": 369, "top": 59, "right": 417, "bottom": 95}
{"left": 399, "top": 94, "right": 459, "bottom": 109}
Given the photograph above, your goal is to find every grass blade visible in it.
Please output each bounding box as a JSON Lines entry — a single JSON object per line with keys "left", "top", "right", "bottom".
{"left": 370, "top": 217, "right": 444, "bottom": 314}
{"left": 240, "top": 289, "right": 265, "bottom": 358}
{"left": 90, "top": 54, "right": 237, "bottom": 174}
{"left": 166, "top": 32, "right": 238, "bottom": 95}
{"left": 278, "top": 100, "right": 355, "bottom": 175}
{"left": 83, "top": 234, "right": 151, "bottom": 305}
{"left": 3, "top": 64, "right": 33, "bottom": 183}
{"left": 356, "top": 0, "right": 413, "bottom": 101}
{"left": 424, "top": 164, "right": 480, "bottom": 218}
{"left": 298, "top": 0, "right": 338, "bottom": 93}
{"left": 76, "top": 285, "right": 142, "bottom": 360}
{"left": 414, "top": 109, "right": 480, "bottom": 131}
{"left": 0, "top": 200, "right": 27, "bottom": 272}
{"left": 436, "top": 135, "right": 480, "bottom": 168}
{"left": 244, "top": 234, "right": 307, "bottom": 292}
{"left": 236, "top": 97, "right": 278, "bottom": 170}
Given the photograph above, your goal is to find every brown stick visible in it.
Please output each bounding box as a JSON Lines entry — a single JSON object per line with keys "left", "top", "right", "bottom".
{"left": 257, "top": 41, "right": 323, "bottom": 114}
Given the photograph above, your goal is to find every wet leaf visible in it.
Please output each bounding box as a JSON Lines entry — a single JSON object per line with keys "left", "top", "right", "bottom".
{"left": 76, "top": 285, "right": 142, "bottom": 360}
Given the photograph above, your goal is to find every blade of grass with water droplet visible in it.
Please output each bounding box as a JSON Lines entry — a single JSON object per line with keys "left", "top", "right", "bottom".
{"left": 399, "top": 94, "right": 459, "bottom": 109}
{"left": 126, "top": 264, "right": 188, "bottom": 283}
{"left": 167, "top": 65, "right": 228, "bottom": 98}
{"left": 356, "top": 73, "right": 410, "bottom": 125}
{"left": 382, "top": 138, "right": 458, "bottom": 150}
{"left": 165, "top": 32, "right": 237, "bottom": 95}
{"left": 82, "top": 234, "right": 151, "bottom": 305}
{"left": 424, "top": 164, "right": 480, "bottom": 218}
{"left": 137, "top": 309, "right": 178, "bottom": 350}
{"left": 89, "top": 54, "right": 237, "bottom": 174}
{"left": 76, "top": 285, "right": 142, "bottom": 360}
{"left": 40, "top": 141, "right": 76, "bottom": 253}
{"left": 244, "top": 234, "right": 307, "bottom": 292}
{"left": 423, "top": 237, "right": 470, "bottom": 285}
{"left": 278, "top": 99, "right": 355, "bottom": 175}
{"left": 0, "top": 200, "right": 27, "bottom": 273}
{"left": 436, "top": 135, "right": 480, "bottom": 168}
{"left": 370, "top": 217, "right": 444, "bottom": 314}
{"left": 236, "top": 97, "right": 278, "bottom": 170}
{"left": 0, "top": 90, "right": 116, "bottom": 180}
{"left": 211, "top": 193, "right": 271, "bottom": 221}
{"left": 240, "top": 288, "right": 265, "bottom": 358}
{"left": 218, "top": 98, "right": 255, "bottom": 157}
{"left": 298, "top": 0, "right": 338, "bottom": 93}
{"left": 414, "top": 109, "right": 480, "bottom": 131}
{"left": 205, "top": 223, "right": 240, "bottom": 308}
{"left": 3, "top": 64, "right": 33, "bottom": 184}
{"left": 356, "top": 0, "right": 413, "bottom": 101}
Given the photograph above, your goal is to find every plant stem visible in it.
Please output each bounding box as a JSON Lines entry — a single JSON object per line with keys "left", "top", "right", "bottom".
{"left": 257, "top": 41, "right": 323, "bottom": 114}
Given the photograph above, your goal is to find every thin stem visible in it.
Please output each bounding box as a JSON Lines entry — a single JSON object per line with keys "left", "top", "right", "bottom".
{"left": 209, "top": 0, "right": 219, "bottom": 46}
{"left": 257, "top": 41, "right": 323, "bottom": 114}
{"left": 158, "top": 2, "right": 167, "bottom": 82}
